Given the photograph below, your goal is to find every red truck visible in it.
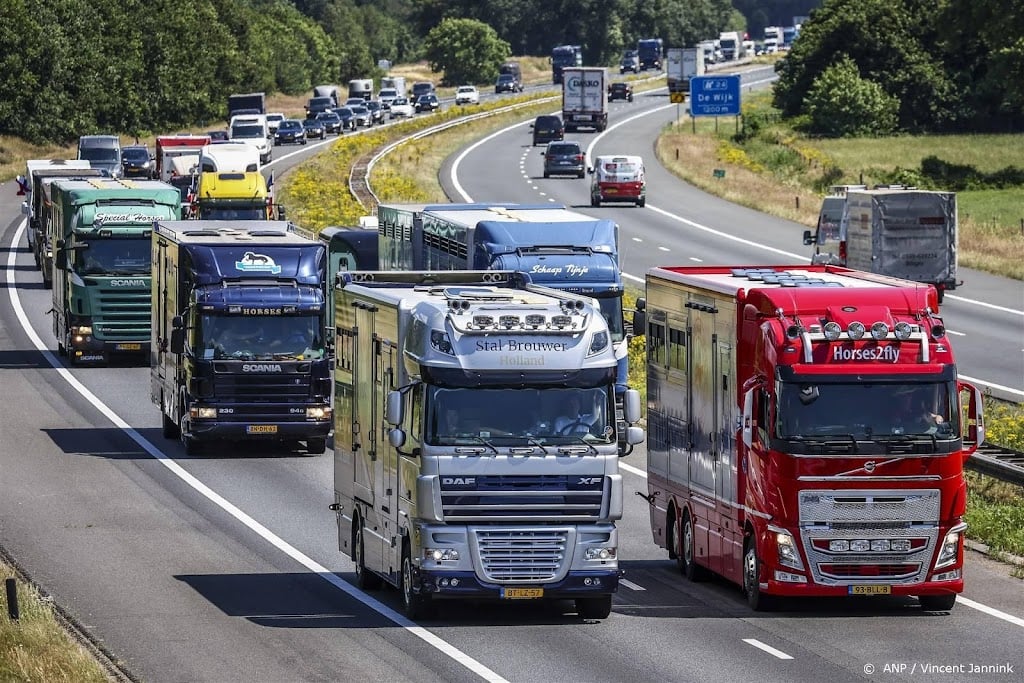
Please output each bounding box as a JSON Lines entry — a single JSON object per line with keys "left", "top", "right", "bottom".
{"left": 634, "top": 265, "right": 985, "bottom": 612}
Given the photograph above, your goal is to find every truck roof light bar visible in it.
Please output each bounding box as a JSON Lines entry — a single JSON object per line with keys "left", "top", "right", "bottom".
{"left": 870, "top": 321, "right": 889, "bottom": 340}
{"left": 847, "top": 321, "right": 866, "bottom": 340}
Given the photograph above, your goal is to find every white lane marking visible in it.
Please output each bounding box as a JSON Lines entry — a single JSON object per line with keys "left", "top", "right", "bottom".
{"left": 956, "top": 596, "right": 1024, "bottom": 628}
{"left": 946, "top": 329, "right": 966, "bottom": 336}
{"left": 743, "top": 639, "right": 794, "bottom": 660}
{"left": 960, "top": 375, "right": 1024, "bottom": 399}
{"left": 4, "top": 220, "right": 510, "bottom": 683}
{"left": 620, "top": 578, "right": 646, "bottom": 591}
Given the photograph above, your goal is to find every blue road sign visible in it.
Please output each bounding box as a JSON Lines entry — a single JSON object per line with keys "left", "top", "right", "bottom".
{"left": 690, "top": 75, "right": 741, "bottom": 116}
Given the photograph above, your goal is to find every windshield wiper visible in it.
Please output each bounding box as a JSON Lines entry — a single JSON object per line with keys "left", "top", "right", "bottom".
{"left": 468, "top": 436, "right": 499, "bottom": 454}
{"left": 526, "top": 438, "right": 551, "bottom": 454}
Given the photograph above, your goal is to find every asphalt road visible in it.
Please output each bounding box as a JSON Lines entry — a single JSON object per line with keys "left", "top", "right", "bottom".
{"left": 0, "top": 67, "right": 1022, "bottom": 683}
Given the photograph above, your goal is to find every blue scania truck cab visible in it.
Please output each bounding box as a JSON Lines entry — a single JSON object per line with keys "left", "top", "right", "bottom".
{"left": 151, "top": 220, "right": 332, "bottom": 456}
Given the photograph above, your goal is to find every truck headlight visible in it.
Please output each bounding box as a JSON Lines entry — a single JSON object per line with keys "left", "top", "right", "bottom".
{"left": 772, "top": 527, "right": 804, "bottom": 570}
{"left": 306, "top": 406, "right": 332, "bottom": 420}
{"left": 191, "top": 407, "right": 217, "bottom": 419}
{"left": 588, "top": 330, "right": 609, "bottom": 356}
{"left": 75, "top": 325, "right": 93, "bottom": 335}
{"left": 584, "top": 547, "right": 616, "bottom": 561}
{"left": 424, "top": 548, "right": 459, "bottom": 562}
{"left": 934, "top": 524, "right": 966, "bottom": 569}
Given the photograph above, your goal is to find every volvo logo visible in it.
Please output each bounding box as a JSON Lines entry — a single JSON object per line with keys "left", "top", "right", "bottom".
{"left": 241, "top": 364, "right": 283, "bottom": 372}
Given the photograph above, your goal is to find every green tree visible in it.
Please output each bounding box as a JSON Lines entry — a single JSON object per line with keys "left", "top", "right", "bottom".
{"left": 422, "top": 18, "right": 510, "bottom": 85}
{"left": 803, "top": 56, "right": 898, "bottom": 137}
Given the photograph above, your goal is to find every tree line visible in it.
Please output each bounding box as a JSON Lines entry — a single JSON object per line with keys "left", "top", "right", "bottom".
{"left": 0, "top": 0, "right": 1019, "bottom": 144}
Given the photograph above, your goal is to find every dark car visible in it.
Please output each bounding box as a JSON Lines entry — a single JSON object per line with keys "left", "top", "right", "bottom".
{"left": 608, "top": 82, "right": 634, "bottom": 102}
{"left": 206, "top": 130, "right": 230, "bottom": 142}
{"left": 332, "top": 107, "right": 357, "bottom": 130}
{"left": 365, "top": 100, "right": 385, "bottom": 125}
{"left": 120, "top": 145, "right": 154, "bottom": 178}
{"left": 350, "top": 104, "right": 372, "bottom": 127}
{"left": 542, "top": 141, "right": 586, "bottom": 179}
{"left": 411, "top": 81, "right": 435, "bottom": 101}
{"left": 415, "top": 93, "right": 440, "bottom": 113}
{"left": 531, "top": 115, "right": 564, "bottom": 146}
{"left": 316, "top": 111, "right": 344, "bottom": 134}
{"left": 274, "top": 119, "right": 307, "bottom": 146}
{"left": 495, "top": 73, "right": 523, "bottom": 94}
{"left": 302, "top": 118, "right": 326, "bottom": 140}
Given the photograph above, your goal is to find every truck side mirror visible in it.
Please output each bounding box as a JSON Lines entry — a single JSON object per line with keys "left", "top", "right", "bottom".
{"left": 802, "top": 230, "right": 815, "bottom": 245}
{"left": 623, "top": 389, "right": 642, "bottom": 424}
{"left": 171, "top": 315, "right": 183, "bottom": 329}
{"left": 54, "top": 249, "right": 66, "bottom": 270}
{"left": 742, "top": 389, "right": 754, "bottom": 447}
{"left": 277, "top": 205, "right": 286, "bottom": 220}
{"left": 632, "top": 297, "right": 646, "bottom": 337}
{"left": 385, "top": 390, "right": 404, "bottom": 426}
{"left": 169, "top": 328, "right": 184, "bottom": 354}
{"left": 388, "top": 427, "right": 407, "bottom": 449}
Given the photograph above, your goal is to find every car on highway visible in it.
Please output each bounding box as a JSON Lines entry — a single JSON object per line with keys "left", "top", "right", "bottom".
{"left": 365, "top": 100, "right": 385, "bottom": 124}
{"left": 389, "top": 97, "right": 414, "bottom": 119}
{"left": 541, "top": 140, "right": 586, "bottom": 179}
{"left": 530, "top": 115, "right": 564, "bottom": 146}
{"left": 378, "top": 88, "right": 399, "bottom": 109}
{"left": 415, "top": 93, "right": 440, "bottom": 113}
{"left": 120, "top": 144, "right": 155, "bottom": 179}
{"left": 345, "top": 97, "right": 366, "bottom": 108}
{"left": 608, "top": 81, "right": 634, "bottom": 102}
{"left": 350, "top": 104, "right": 372, "bottom": 127}
{"left": 302, "top": 117, "right": 326, "bottom": 140}
{"left": 619, "top": 50, "right": 640, "bottom": 74}
{"left": 411, "top": 81, "right": 435, "bottom": 101}
{"left": 588, "top": 154, "right": 646, "bottom": 207}
{"left": 274, "top": 119, "right": 307, "bottom": 145}
{"left": 455, "top": 85, "right": 480, "bottom": 105}
{"left": 332, "top": 107, "right": 357, "bottom": 130}
{"left": 266, "top": 112, "right": 286, "bottom": 133}
{"left": 316, "top": 110, "right": 344, "bottom": 134}
{"left": 494, "top": 73, "right": 523, "bottom": 94}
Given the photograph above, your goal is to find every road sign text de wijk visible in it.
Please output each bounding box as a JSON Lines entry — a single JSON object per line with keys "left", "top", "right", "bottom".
{"left": 690, "top": 76, "right": 741, "bottom": 116}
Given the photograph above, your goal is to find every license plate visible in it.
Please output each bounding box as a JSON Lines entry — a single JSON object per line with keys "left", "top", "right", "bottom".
{"left": 247, "top": 425, "right": 278, "bottom": 434}
{"left": 849, "top": 585, "right": 891, "bottom": 595}
{"left": 606, "top": 188, "right": 618, "bottom": 194}
{"left": 116, "top": 343, "right": 142, "bottom": 351}
{"left": 501, "top": 587, "right": 543, "bottom": 600}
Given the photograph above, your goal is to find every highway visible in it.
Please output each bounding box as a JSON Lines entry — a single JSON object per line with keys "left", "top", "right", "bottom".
{"left": 0, "top": 67, "right": 1022, "bottom": 682}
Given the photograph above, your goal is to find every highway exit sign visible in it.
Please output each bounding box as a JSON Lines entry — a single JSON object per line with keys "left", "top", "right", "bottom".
{"left": 690, "top": 76, "right": 741, "bottom": 116}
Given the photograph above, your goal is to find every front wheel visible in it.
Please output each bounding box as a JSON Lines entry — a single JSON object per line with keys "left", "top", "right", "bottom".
{"left": 743, "top": 539, "right": 774, "bottom": 611}
{"left": 401, "top": 543, "right": 432, "bottom": 620}
{"left": 637, "top": 196, "right": 646, "bottom": 207}
{"left": 591, "top": 195, "right": 600, "bottom": 207}
{"left": 575, "top": 595, "right": 612, "bottom": 619}
{"left": 919, "top": 594, "right": 957, "bottom": 612}
{"left": 306, "top": 438, "right": 326, "bottom": 455}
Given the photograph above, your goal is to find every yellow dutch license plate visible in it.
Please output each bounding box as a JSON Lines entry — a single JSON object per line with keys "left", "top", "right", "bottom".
{"left": 501, "top": 587, "right": 543, "bottom": 600}
{"left": 849, "top": 585, "right": 891, "bottom": 595}
{"left": 247, "top": 425, "right": 278, "bottom": 434}
{"left": 606, "top": 188, "right": 618, "bottom": 193}
{"left": 116, "top": 343, "right": 142, "bottom": 351}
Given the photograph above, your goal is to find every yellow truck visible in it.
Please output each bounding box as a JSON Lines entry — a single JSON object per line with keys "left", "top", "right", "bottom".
{"left": 193, "top": 170, "right": 284, "bottom": 220}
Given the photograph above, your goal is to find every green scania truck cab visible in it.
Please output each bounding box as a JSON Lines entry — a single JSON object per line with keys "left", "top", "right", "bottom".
{"left": 49, "top": 178, "right": 181, "bottom": 364}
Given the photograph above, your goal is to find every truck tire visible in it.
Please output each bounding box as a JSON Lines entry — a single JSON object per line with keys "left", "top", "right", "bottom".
{"left": 919, "top": 594, "right": 956, "bottom": 612}
{"left": 306, "top": 438, "right": 326, "bottom": 455}
{"left": 354, "top": 520, "right": 383, "bottom": 590}
{"left": 401, "top": 541, "right": 432, "bottom": 620}
{"left": 680, "top": 511, "right": 710, "bottom": 581}
{"left": 591, "top": 195, "right": 600, "bottom": 207}
{"left": 637, "top": 196, "right": 646, "bottom": 207}
{"left": 743, "top": 538, "right": 774, "bottom": 612}
{"left": 162, "top": 407, "right": 180, "bottom": 439}
{"left": 575, "top": 595, "right": 612, "bottom": 619}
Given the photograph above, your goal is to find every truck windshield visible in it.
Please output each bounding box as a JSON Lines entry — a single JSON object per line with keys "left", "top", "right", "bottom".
{"left": 775, "top": 380, "right": 960, "bottom": 440}
{"left": 231, "top": 125, "right": 264, "bottom": 139}
{"left": 73, "top": 237, "right": 151, "bottom": 275}
{"left": 79, "top": 148, "right": 119, "bottom": 163}
{"left": 196, "top": 314, "right": 325, "bottom": 361}
{"left": 198, "top": 205, "right": 266, "bottom": 220}
{"left": 426, "top": 386, "right": 613, "bottom": 446}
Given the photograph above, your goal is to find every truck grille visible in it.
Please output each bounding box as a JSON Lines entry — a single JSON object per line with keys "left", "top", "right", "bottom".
{"left": 799, "top": 489, "right": 940, "bottom": 586}
{"left": 440, "top": 475, "right": 605, "bottom": 522}
{"left": 90, "top": 286, "right": 151, "bottom": 342}
{"left": 473, "top": 528, "right": 570, "bottom": 583}
{"left": 212, "top": 366, "right": 312, "bottom": 401}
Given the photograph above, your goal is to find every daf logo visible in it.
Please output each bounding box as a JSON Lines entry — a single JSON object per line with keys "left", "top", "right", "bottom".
{"left": 110, "top": 278, "right": 146, "bottom": 287}
{"left": 442, "top": 477, "right": 476, "bottom": 486}
{"left": 241, "top": 364, "right": 283, "bottom": 372}
{"left": 578, "top": 477, "right": 601, "bottom": 485}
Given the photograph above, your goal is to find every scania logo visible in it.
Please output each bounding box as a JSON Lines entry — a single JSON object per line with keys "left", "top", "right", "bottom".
{"left": 241, "top": 364, "right": 282, "bottom": 372}
{"left": 442, "top": 477, "right": 476, "bottom": 486}
{"left": 110, "top": 278, "right": 146, "bottom": 287}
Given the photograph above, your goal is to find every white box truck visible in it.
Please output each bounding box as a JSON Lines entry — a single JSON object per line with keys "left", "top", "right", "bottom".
{"left": 840, "top": 188, "right": 960, "bottom": 302}
{"left": 562, "top": 66, "right": 608, "bottom": 132}
{"left": 668, "top": 47, "right": 704, "bottom": 93}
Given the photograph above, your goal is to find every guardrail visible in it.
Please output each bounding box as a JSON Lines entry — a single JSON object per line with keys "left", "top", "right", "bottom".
{"left": 969, "top": 442, "right": 1024, "bottom": 487}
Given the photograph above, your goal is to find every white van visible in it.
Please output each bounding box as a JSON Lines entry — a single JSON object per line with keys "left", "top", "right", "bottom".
{"left": 588, "top": 154, "right": 646, "bottom": 207}
{"left": 228, "top": 114, "right": 272, "bottom": 165}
